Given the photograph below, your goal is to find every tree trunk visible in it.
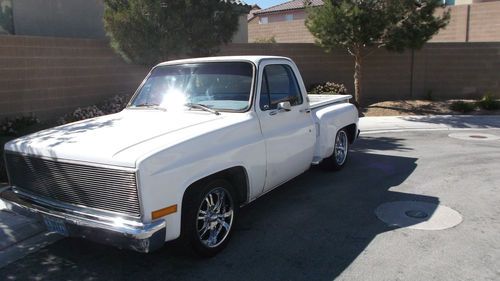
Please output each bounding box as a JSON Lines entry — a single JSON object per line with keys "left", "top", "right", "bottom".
{"left": 353, "top": 50, "right": 363, "bottom": 105}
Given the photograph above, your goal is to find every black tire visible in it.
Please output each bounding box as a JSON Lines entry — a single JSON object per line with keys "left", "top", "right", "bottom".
{"left": 322, "top": 128, "right": 349, "bottom": 171}
{"left": 181, "top": 179, "right": 238, "bottom": 257}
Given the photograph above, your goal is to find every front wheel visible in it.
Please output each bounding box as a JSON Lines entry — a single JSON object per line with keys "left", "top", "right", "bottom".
{"left": 182, "top": 179, "right": 237, "bottom": 257}
{"left": 322, "top": 129, "right": 349, "bottom": 171}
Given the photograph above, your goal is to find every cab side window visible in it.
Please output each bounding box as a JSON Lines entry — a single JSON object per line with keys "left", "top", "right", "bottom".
{"left": 259, "top": 64, "right": 303, "bottom": 110}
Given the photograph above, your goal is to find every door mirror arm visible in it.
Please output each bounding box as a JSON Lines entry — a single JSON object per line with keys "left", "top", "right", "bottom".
{"left": 277, "top": 101, "right": 292, "bottom": 112}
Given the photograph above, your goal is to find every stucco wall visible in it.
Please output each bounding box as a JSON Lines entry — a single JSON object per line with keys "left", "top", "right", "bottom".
{"left": 232, "top": 14, "right": 249, "bottom": 43}
{"left": 12, "top": 0, "right": 106, "bottom": 39}
{"left": 248, "top": 10, "right": 315, "bottom": 43}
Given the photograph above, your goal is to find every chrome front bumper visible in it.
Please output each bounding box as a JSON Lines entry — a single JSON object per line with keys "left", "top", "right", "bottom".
{"left": 0, "top": 187, "right": 166, "bottom": 253}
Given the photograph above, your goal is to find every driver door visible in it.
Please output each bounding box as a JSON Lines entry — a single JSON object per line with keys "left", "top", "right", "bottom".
{"left": 257, "top": 60, "right": 315, "bottom": 192}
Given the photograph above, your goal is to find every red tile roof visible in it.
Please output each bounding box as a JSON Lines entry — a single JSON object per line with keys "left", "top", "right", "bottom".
{"left": 255, "top": 0, "right": 324, "bottom": 15}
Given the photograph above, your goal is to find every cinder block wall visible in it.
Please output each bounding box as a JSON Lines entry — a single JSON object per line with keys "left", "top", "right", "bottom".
{"left": 0, "top": 35, "right": 148, "bottom": 121}
{"left": 220, "top": 43, "right": 500, "bottom": 103}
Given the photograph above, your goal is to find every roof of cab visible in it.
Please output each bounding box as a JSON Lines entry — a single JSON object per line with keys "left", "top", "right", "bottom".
{"left": 155, "top": 56, "right": 291, "bottom": 67}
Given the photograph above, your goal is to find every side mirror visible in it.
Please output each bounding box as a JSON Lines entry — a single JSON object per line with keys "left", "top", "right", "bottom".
{"left": 277, "top": 101, "right": 292, "bottom": 112}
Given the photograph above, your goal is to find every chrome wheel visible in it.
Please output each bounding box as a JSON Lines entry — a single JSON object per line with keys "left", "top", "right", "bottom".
{"left": 334, "top": 130, "right": 348, "bottom": 166}
{"left": 196, "top": 187, "right": 234, "bottom": 248}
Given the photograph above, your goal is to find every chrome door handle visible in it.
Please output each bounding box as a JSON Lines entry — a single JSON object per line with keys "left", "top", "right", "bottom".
{"left": 269, "top": 110, "right": 278, "bottom": 116}
{"left": 300, "top": 108, "right": 311, "bottom": 114}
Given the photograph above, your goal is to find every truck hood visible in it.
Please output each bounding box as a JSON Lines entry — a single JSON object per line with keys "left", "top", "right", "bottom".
{"left": 5, "top": 109, "right": 222, "bottom": 167}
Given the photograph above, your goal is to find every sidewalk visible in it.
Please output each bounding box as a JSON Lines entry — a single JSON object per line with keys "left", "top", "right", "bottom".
{"left": 359, "top": 115, "right": 500, "bottom": 134}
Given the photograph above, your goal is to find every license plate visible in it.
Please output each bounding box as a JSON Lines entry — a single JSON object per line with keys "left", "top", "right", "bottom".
{"left": 43, "top": 216, "right": 68, "bottom": 236}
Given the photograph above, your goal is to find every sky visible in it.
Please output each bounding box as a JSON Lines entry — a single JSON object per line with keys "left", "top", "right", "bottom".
{"left": 247, "top": 0, "right": 285, "bottom": 9}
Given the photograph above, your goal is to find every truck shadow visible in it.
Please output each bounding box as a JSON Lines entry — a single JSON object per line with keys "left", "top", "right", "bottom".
{"left": 0, "top": 138, "right": 439, "bottom": 281}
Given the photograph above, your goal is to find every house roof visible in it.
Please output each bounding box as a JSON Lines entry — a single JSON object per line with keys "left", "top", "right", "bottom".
{"left": 255, "top": 0, "right": 324, "bottom": 15}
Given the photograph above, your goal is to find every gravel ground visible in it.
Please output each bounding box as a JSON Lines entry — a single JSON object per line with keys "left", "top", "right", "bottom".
{"left": 363, "top": 100, "right": 500, "bottom": 116}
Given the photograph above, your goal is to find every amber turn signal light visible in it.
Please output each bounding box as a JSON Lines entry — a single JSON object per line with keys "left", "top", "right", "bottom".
{"left": 152, "top": 204, "right": 177, "bottom": 219}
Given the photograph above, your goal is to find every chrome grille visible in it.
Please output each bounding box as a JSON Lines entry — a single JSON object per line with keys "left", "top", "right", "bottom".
{"left": 5, "top": 153, "right": 141, "bottom": 218}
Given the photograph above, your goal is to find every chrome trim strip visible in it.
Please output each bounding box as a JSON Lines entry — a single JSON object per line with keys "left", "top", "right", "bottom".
{"left": 3, "top": 151, "right": 137, "bottom": 172}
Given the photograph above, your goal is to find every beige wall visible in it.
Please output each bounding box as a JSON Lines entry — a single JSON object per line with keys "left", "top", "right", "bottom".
{"left": 248, "top": 10, "right": 315, "bottom": 43}
{"left": 0, "top": 35, "right": 148, "bottom": 120}
{"left": 250, "top": 1, "right": 500, "bottom": 43}
{"left": 232, "top": 14, "right": 249, "bottom": 43}
{"left": 220, "top": 43, "right": 500, "bottom": 103}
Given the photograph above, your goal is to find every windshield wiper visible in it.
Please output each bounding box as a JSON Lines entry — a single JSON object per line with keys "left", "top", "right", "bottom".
{"left": 185, "top": 103, "right": 220, "bottom": 115}
{"left": 131, "top": 103, "right": 165, "bottom": 111}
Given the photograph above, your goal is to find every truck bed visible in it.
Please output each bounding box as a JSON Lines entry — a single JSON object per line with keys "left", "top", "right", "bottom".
{"left": 309, "top": 94, "right": 352, "bottom": 110}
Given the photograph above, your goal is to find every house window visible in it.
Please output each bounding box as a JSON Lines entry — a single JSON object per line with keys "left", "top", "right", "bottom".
{"left": 285, "top": 14, "right": 293, "bottom": 21}
{"left": 259, "top": 17, "right": 268, "bottom": 24}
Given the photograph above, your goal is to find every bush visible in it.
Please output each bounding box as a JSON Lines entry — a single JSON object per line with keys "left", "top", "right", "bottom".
{"left": 477, "top": 93, "right": 500, "bottom": 110}
{"left": 58, "top": 94, "right": 131, "bottom": 124}
{"left": 309, "top": 82, "right": 348, "bottom": 95}
{"left": 0, "top": 114, "right": 40, "bottom": 137}
{"left": 449, "top": 101, "right": 476, "bottom": 113}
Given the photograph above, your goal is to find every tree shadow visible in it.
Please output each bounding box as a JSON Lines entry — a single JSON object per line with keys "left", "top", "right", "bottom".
{"left": 6, "top": 115, "right": 122, "bottom": 154}
{"left": 352, "top": 135, "right": 413, "bottom": 153}
{"left": 0, "top": 148, "right": 439, "bottom": 281}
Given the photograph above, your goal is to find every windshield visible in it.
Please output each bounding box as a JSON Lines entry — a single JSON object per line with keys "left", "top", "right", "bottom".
{"left": 129, "top": 62, "right": 254, "bottom": 112}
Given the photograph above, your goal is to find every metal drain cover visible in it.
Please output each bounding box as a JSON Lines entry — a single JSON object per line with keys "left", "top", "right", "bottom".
{"left": 375, "top": 201, "right": 463, "bottom": 230}
{"left": 449, "top": 132, "right": 500, "bottom": 141}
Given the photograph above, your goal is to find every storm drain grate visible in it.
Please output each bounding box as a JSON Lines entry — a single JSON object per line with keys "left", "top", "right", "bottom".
{"left": 375, "top": 201, "right": 462, "bottom": 230}
{"left": 448, "top": 133, "right": 500, "bottom": 141}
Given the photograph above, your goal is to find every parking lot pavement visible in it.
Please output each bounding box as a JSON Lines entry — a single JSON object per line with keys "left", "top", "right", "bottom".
{"left": 1, "top": 129, "right": 499, "bottom": 281}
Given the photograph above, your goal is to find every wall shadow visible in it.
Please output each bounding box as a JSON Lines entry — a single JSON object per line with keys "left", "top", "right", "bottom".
{"left": 0, "top": 142, "right": 439, "bottom": 281}
{"left": 403, "top": 115, "right": 500, "bottom": 129}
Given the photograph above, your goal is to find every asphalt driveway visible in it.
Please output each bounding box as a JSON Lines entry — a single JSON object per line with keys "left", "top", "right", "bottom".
{"left": 1, "top": 129, "right": 499, "bottom": 281}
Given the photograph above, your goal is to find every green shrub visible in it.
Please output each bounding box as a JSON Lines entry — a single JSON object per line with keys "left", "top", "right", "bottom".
{"left": 309, "top": 82, "right": 348, "bottom": 95}
{"left": 477, "top": 93, "right": 500, "bottom": 110}
{"left": 450, "top": 101, "right": 476, "bottom": 113}
{"left": 58, "top": 94, "right": 131, "bottom": 125}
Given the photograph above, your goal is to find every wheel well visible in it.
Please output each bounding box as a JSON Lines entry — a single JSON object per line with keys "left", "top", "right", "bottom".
{"left": 344, "top": 124, "right": 358, "bottom": 144}
{"left": 183, "top": 166, "right": 249, "bottom": 206}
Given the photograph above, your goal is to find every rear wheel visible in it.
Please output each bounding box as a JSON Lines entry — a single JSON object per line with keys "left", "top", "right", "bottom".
{"left": 182, "top": 179, "right": 237, "bottom": 257}
{"left": 323, "top": 129, "right": 349, "bottom": 171}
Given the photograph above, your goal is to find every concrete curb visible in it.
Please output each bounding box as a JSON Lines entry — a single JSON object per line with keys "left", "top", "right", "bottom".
{"left": 359, "top": 115, "right": 500, "bottom": 134}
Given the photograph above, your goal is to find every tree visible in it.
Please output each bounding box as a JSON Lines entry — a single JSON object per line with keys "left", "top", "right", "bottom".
{"left": 103, "top": 0, "right": 242, "bottom": 65}
{"left": 306, "top": 0, "right": 450, "bottom": 104}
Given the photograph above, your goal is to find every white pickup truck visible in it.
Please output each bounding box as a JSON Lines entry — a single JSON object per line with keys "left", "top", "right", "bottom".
{"left": 1, "top": 56, "right": 358, "bottom": 256}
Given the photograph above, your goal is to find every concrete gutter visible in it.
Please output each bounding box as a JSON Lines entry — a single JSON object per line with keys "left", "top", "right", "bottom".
{"left": 359, "top": 115, "right": 500, "bottom": 134}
